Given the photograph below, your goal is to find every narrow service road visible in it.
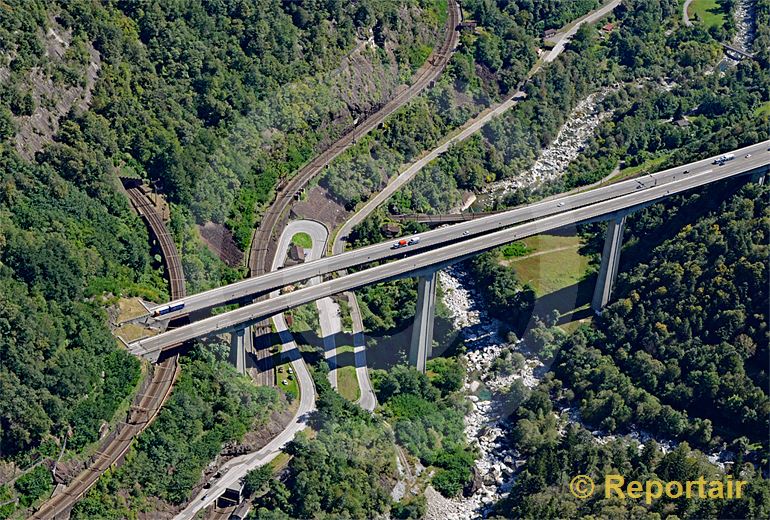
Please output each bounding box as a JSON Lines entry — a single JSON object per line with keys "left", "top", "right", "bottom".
{"left": 174, "top": 221, "right": 324, "bottom": 520}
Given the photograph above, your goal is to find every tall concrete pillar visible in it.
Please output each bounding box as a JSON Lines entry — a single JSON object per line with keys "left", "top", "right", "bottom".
{"left": 751, "top": 171, "right": 766, "bottom": 185}
{"left": 591, "top": 215, "right": 627, "bottom": 313}
{"left": 409, "top": 270, "right": 438, "bottom": 373}
{"left": 229, "top": 328, "right": 247, "bottom": 375}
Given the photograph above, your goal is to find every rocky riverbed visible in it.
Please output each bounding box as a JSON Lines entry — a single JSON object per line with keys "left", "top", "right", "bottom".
{"left": 732, "top": 0, "right": 755, "bottom": 54}
{"left": 424, "top": 267, "right": 545, "bottom": 520}
{"left": 483, "top": 88, "right": 614, "bottom": 198}
{"left": 429, "top": 266, "right": 734, "bottom": 519}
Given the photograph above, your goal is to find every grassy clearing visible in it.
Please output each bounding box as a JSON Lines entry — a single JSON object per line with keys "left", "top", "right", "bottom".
{"left": 499, "top": 241, "right": 532, "bottom": 259}
{"left": 116, "top": 297, "right": 150, "bottom": 322}
{"left": 688, "top": 0, "right": 727, "bottom": 30}
{"left": 503, "top": 233, "right": 590, "bottom": 298}
{"left": 610, "top": 153, "right": 673, "bottom": 183}
{"left": 275, "top": 360, "right": 299, "bottom": 402}
{"left": 755, "top": 101, "right": 770, "bottom": 119}
{"left": 114, "top": 323, "right": 157, "bottom": 343}
{"left": 335, "top": 344, "right": 356, "bottom": 355}
{"left": 291, "top": 232, "right": 313, "bottom": 249}
{"left": 337, "top": 366, "right": 360, "bottom": 402}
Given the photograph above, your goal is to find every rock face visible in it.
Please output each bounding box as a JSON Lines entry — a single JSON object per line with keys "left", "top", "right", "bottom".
{"left": 426, "top": 267, "right": 546, "bottom": 519}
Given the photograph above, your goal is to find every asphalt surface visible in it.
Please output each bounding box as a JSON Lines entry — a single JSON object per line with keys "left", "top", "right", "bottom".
{"left": 543, "top": 0, "right": 621, "bottom": 63}
{"left": 317, "top": 294, "right": 341, "bottom": 388}
{"left": 174, "top": 222, "right": 321, "bottom": 520}
{"left": 142, "top": 0, "right": 624, "bottom": 326}
{"left": 327, "top": 0, "right": 622, "bottom": 412}
{"left": 333, "top": 0, "right": 623, "bottom": 252}
{"left": 130, "top": 143, "right": 770, "bottom": 358}
{"left": 683, "top": 0, "right": 694, "bottom": 26}
{"left": 133, "top": 141, "right": 770, "bottom": 337}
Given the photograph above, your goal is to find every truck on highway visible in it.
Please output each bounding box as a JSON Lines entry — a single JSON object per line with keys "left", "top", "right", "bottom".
{"left": 713, "top": 153, "right": 735, "bottom": 165}
{"left": 391, "top": 236, "right": 421, "bottom": 249}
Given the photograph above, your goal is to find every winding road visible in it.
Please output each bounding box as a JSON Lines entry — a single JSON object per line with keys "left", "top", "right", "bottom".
{"left": 174, "top": 221, "right": 322, "bottom": 520}
{"left": 328, "top": 0, "right": 622, "bottom": 411}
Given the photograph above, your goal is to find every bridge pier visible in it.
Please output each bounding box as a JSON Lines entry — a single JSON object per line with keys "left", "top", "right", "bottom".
{"left": 751, "top": 171, "right": 766, "bottom": 186}
{"left": 229, "top": 328, "right": 247, "bottom": 375}
{"left": 409, "top": 269, "right": 439, "bottom": 373}
{"left": 591, "top": 214, "right": 627, "bottom": 313}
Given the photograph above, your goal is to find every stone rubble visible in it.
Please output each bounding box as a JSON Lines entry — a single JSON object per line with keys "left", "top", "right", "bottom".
{"left": 732, "top": 0, "right": 755, "bottom": 55}
{"left": 430, "top": 264, "right": 736, "bottom": 519}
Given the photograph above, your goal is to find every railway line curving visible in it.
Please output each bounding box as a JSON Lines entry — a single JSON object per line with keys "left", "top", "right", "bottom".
{"left": 31, "top": 183, "right": 185, "bottom": 519}
{"left": 248, "top": 0, "right": 461, "bottom": 277}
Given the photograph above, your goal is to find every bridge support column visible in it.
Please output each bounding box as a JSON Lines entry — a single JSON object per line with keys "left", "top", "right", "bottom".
{"left": 591, "top": 214, "right": 627, "bottom": 313}
{"left": 409, "top": 269, "right": 439, "bottom": 373}
{"left": 751, "top": 171, "right": 766, "bottom": 185}
{"left": 229, "top": 328, "right": 247, "bottom": 375}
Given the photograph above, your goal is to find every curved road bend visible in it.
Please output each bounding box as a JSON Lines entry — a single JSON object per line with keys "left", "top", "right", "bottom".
{"left": 683, "top": 0, "right": 694, "bottom": 26}
{"left": 248, "top": 0, "right": 461, "bottom": 276}
{"left": 33, "top": 184, "right": 184, "bottom": 519}
{"left": 175, "top": 221, "right": 322, "bottom": 520}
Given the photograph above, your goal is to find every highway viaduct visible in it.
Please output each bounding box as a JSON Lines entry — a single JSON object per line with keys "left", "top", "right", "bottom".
{"left": 131, "top": 141, "right": 770, "bottom": 372}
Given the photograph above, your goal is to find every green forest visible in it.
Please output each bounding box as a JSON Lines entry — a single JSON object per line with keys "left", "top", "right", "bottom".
{"left": 0, "top": 0, "right": 447, "bottom": 516}
{"left": 0, "top": 0, "right": 768, "bottom": 517}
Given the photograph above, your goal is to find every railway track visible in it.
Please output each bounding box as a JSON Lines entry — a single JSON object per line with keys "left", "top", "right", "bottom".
{"left": 125, "top": 184, "right": 186, "bottom": 299}
{"left": 32, "top": 184, "right": 185, "bottom": 519}
{"left": 248, "top": 0, "right": 461, "bottom": 277}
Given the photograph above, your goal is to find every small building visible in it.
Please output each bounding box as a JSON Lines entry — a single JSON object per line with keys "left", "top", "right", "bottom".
{"left": 458, "top": 21, "right": 477, "bottom": 32}
{"left": 674, "top": 118, "right": 690, "bottom": 128}
{"left": 217, "top": 481, "right": 244, "bottom": 507}
{"left": 602, "top": 23, "right": 615, "bottom": 33}
{"left": 380, "top": 222, "right": 401, "bottom": 237}
{"left": 544, "top": 28, "right": 557, "bottom": 39}
{"left": 288, "top": 245, "right": 305, "bottom": 263}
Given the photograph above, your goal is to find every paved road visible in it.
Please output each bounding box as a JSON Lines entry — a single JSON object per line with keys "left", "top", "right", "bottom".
{"left": 317, "top": 294, "right": 341, "bottom": 388}
{"left": 349, "top": 291, "right": 377, "bottom": 411}
{"left": 139, "top": 0, "right": 623, "bottom": 326}
{"left": 248, "top": 0, "right": 461, "bottom": 277}
{"left": 543, "top": 0, "right": 621, "bottom": 63}
{"left": 174, "top": 222, "right": 321, "bottom": 520}
{"left": 130, "top": 144, "right": 770, "bottom": 358}
{"left": 325, "top": 0, "right": 621, "bottom": 411}
{"left": 333, "top": 0, "right": 621, "bottom": 252}
{"left": 135, "top": 140, "right": 770, "bottom": 338}
{"left": 683, "top": 0, "right": 694, "bottom": 26}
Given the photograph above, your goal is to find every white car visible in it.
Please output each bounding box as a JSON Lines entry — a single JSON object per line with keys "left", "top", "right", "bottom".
{"left": 745, "top": 154, "right": 752, "bottom": 158}
{"left": 557, "top": 201, "right": 565, "bottom": 207}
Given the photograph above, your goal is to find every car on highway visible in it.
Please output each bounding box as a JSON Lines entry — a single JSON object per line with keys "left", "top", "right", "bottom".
{"left": 557, "top": 201, "right": 565, "bottom": 207}
{"left": 745, "top": 153, "right": 751, "bottom": 158}
{"left": 683, "top": 170, "right": 690, "bottom": 174}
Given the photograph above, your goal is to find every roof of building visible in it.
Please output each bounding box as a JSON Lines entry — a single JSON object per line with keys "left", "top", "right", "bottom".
{"left": 289, "top": 244, "right": 305, "bottom": 261}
